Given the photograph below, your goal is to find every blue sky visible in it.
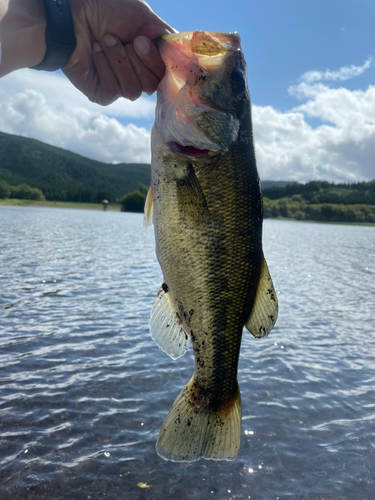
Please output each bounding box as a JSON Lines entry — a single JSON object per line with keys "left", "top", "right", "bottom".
{"left": 157, "top": 0, "right": 374, "bottom": 103}
{"left": 149, "top": 0, "right": 375, "bottom": 127}
{"left": 0, "top": 0, "right": 374, "bottom": 182}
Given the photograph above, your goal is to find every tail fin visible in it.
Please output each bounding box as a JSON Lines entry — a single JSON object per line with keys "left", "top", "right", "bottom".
{"left": 156, "top": 378, "right": 241, "bottom": 462}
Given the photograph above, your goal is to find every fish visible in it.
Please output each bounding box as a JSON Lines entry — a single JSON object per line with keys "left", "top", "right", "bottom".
{"left": 144, "top": 30, "right": 278, "bottom": 462}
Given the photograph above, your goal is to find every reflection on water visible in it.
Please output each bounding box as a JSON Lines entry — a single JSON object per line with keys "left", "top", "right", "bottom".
{"left": 0, "top": 206, "right": 374, "bottom": 499}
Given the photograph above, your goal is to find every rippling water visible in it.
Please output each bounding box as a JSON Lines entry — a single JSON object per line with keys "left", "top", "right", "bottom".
{"left": 0, "top": 206, "right": 374, "bottom": 500}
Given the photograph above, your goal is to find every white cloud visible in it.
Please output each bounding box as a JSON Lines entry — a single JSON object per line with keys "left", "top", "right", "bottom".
{"left": 0, "top": 69, "right": 155, "bottom": 163}
{"left": 253, "top": 97, "right": 375, "bottom": 183}
{"left": 0, "top": 60, "right": 374, "bottom": 183}
{"left": 253, "top": 59, "right": 375, "bottom": 183}
{"left": 300, "top": 57, "right": 373, "bottom": 83}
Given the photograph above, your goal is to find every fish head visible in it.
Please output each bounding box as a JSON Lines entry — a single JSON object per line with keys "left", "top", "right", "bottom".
{"left": 155, "top": 31, "right": 250, "bottom": 158}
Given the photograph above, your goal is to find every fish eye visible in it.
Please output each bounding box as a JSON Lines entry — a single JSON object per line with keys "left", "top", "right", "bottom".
{"left": 230, "top": 68, "right": 246, "bottom": 92}
{"left": 230, "top": 68, "right": 244, "bottom": 83}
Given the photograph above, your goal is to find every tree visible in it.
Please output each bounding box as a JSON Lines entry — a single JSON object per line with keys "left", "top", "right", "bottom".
{"left": 0, "top": 180, "right": 11, "bottom": 199}
{"left": 120, "top": 190, "right": 146, "bottom": 212}
{"left": 9, "top": 183, "right": 45, "bottom": 201}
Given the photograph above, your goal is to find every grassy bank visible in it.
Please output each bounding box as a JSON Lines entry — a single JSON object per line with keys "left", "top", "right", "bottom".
{"left": 0, "top": 198, "right": 121, "bottom": 211}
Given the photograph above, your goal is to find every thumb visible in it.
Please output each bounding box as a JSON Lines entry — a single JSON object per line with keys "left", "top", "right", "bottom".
{"left": 138, "top": 7, "right": 177, "bottom": 41}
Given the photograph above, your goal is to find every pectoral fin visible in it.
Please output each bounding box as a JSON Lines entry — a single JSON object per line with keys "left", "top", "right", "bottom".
{"left": 177, "top": 164, "right": 211, "bottom": 224}
{"left": 245, "top": 256, "right": 278, "bottom": 338}
{"left": 149, "top": 283, "right": 190, "bottom": 359}
{"left": 143, "top": 184, "right": 154, "bottom": 229}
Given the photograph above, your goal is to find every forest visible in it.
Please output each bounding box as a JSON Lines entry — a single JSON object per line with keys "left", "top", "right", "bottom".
{"left": 262, "top": 180, "right": 375, "bottom": 223}
{"left": 0, "top": 131, "right": 150, "bottom": 203}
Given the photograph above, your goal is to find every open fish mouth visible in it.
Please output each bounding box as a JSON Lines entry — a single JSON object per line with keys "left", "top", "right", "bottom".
{"left": 156, "top": 31, "right": 242, "bottom": 59}
{"left": 166, "top": 142, "right": 212, "bottom": 157}
{"left": 155, "top": 31, "right": 244, "bottom": 155}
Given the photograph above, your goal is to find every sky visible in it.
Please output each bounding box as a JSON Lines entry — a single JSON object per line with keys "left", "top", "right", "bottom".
{"left": 0, "top": 0, "right": 374, "bottom": 183}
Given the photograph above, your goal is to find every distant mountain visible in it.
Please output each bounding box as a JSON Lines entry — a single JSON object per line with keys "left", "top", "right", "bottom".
{"left": 0, "top": 131, "right": 151, "bottom": 202}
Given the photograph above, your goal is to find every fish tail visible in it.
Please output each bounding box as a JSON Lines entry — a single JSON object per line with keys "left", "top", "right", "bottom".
{"left": 156, "top": 378, "right": 241, "bottom": 462}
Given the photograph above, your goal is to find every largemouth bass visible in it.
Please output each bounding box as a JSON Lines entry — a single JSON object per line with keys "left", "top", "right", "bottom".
{"left": 144, "top": 31, "right": 278, "bottom": 462}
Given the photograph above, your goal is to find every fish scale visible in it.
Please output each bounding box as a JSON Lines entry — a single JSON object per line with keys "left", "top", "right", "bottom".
{"left": 193, "top": 147, "right": 263, "bottom": 396}
{"left": 146, "top": 31, "right": 278, "bottom": 462}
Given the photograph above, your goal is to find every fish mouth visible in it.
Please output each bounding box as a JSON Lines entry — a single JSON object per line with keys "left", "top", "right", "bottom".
{"left": 155, "top": 31, "right": 243, "bottom": 155}
{"left": 156, "top": 31, "right": 241, "bottom": 59}
{"left": 167, "top": 142, "right": 212, "bottom": 158}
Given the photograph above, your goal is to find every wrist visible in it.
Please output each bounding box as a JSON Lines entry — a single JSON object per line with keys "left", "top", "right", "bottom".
{"left": 0, "top": 0, "right": 46, "bottom": 77}
{"left": 31, "top": 0, "right": 76, "bottom": 71}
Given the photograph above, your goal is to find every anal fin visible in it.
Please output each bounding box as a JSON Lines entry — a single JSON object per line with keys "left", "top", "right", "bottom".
{"left": 150, "top": 283, "right": 190, "bottom": 360}
{"left": 245, "top": 255, "right": 278, "bottom": 338}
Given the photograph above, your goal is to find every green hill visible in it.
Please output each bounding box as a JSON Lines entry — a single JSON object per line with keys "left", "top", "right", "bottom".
{"left": 0, "top": 131, "right": 151, "bottom": 202}
{"left": 262, "top": 180, "right": 375, "bottom": 223}
{"left": 262, "top": 179, "right": 375, "bottom": 205}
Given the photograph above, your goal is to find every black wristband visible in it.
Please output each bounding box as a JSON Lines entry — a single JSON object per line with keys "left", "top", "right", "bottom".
{"left": 31, "top": 0, "right": 76, "bottom": 72}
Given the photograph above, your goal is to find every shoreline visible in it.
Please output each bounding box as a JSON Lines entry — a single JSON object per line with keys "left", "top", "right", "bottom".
{"left": 0, "top": 199, "right": 122, "bottom": 211}
{"left": 1, "top": 199, "right": 374, "bottom": 226}
{"left": 265, "top": 216, "right": 375, "bottom": 228}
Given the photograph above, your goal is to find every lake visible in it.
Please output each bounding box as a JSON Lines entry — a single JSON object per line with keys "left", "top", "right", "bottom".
{"left": 0, "top": 206, "right": 374, "bottom": 500}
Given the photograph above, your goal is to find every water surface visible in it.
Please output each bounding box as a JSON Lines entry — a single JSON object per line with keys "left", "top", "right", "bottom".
{"left": 0, "top": 206, "right": 374, "bottom": 499}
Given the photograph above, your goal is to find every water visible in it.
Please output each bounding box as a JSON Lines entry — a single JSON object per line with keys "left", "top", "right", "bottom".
{"left": 0, "top": 206, "right": 374, "bottom": 500}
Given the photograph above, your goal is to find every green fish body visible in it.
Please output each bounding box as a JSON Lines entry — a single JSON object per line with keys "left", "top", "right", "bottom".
{"left": 144, "top": 31, "right": 278, "bottom": 462}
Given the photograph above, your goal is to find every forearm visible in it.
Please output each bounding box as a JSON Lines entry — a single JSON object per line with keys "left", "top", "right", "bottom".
{"left": 0, "top": 0, "right": 46, "bottom": 77}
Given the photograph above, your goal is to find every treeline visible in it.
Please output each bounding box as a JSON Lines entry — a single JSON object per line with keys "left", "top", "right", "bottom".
{"left": 42, "top": 187, "right": 113, "bottom": 203}
{"left": 0, "top": 180, "right": 45, "bottom": 201}
{"left": 120, "top": 181, "right": 375, "bottom": 223}
{"left": 0, "top": 176, "right": 142, "bottom": 207}
{"left": 262, "top": 180, "right": 375, "bottom": 223}
{"left": 263, "top": 195, "right": 375, "bottom": 223}
{"left": 2, "top": 171, "right": 375, "bottom": 224}
{"left": 0, "top": 180, "right": 113, "bottom": 203}
{"left": 263, "top": 180, "right": 375, "bottom": 205}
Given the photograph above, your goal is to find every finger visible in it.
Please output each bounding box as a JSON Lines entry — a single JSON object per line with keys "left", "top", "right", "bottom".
{"left": 139, "top": 3, "right": 177, "bottom": 40}
{"left": 91, "top": 42, "right": 122, "bottom": 105}
{"left": 125, "top": 43, "right": 160, "bottom": 96}
{"left": 101, "top": 34, "right": 142, "bottom": 101}
{"left": 133, "top": 36, "right": 166, "bottom": 81}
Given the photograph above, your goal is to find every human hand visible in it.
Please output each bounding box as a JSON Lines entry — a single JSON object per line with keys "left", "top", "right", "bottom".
{"left": 63, "top": 0, "right": 175, "bottom": 105}
{"left": 90, "top": 34, "right": 165, "bottom": 104}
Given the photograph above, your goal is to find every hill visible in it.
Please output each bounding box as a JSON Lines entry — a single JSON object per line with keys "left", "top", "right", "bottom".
{"left": 262, "top": 179, "right": 375, "bottom": 205}
{"left": 262, "top": 180, "right": 375, "bottom": 223}
{"left": 0, "top": 131, "right": 150, "bottom": 202}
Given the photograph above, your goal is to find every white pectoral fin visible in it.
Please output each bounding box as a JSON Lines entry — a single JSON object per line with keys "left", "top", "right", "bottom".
{"left": 143, "top": 184, "right": 154, "bottom": 230}
{"left": 149, "top": 283, "right": 190, "bottom": 360}
{"left": 245, "top": 255, "right": 278, "bottom": 338}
